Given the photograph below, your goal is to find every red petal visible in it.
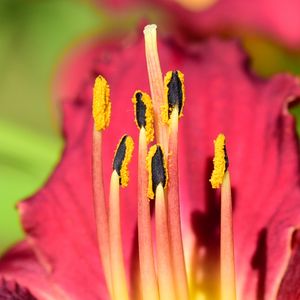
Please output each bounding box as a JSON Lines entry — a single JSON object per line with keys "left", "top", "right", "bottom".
{"left": 161, "top": 0, "right": 300, "bottom": 48}
{"left": 277, "top": 230, "right": 300, "bottom": 300}
{"left": 172, "top": 40, "right": 300, "bottom": 299}
{"left": 100, "top": 0, "right": 300, "bottom": 48}
{"left": 3, "top": 33, "right": 300, "bottom": 299}
{"left": 0, "top": 242, "right": 67, "bottom": 299}
{"left": 19, "top": 37, "right": 149, "bottom": 300}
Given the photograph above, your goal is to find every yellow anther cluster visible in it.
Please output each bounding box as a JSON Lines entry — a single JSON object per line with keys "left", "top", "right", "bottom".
{"left": 116, "top": 136, "right": 134, "bottom": 188}
{"left": 162, "top": 70, "right": 185, "bottom": 124}
{"left": 146, "top": 145, "right": 168, "bottom": 199}
{"left": 132, "top": 90, "right": 154, "bottom": 143}
{"left": 210, "top": 133, "right": 227, "bottom": 189}
{"left": 93, "top": 75, "right": 112, "bottom": 131}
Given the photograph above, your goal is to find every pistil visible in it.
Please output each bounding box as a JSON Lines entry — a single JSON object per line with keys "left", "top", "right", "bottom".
{"left": 92, "top": 75, "right": 112, "bottom": 297}
{"left": 163, "top": 70, "right": 189, "bottom": 300}
{"left": 210, "top": 134, "right": 236, "bottom": 300}
{"left": 132, "top": 91, "right": 159, "bottom": 300}
{"left": 143, "top": 24, "right": 169, "bottom": 152}
{"left": 109, "top": 135, "right": 134, "bottom": 300}
{"left": 147, "top": 145, "right": 177, "bottom": 300}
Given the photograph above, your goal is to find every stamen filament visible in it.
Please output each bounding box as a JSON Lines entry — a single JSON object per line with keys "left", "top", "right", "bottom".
{"left": 220, "top": 171, "right": 236, "bottom": 300}
{"left": 168, "top": 107, "right": 190, "bottom": 300}
{"left": 109, "top": 170, "right": 130, "bottom": 300}
{"left": 137, "top": 128, "right": 160, "bottom": 300}
{"left": 210, "top": 134, "right": 236, "bottom": 300}
{"left": 143, "top": 24, "right": 168, "bottom": 152}
{"left": 92, "top": 127, "right": 112, "bottom": 297}
{"left": 155, "top": 183, "right": 177, "bottom": 300}
{"left": 92, "top": 75, "right": 112, "bottom": 297}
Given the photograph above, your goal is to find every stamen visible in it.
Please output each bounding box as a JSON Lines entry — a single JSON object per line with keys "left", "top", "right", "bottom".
{"left": 167, "top": 106, "right": 189, "bottom": 299}
{"left": 143, "top": 24, "right": 168, "bottom": 152}
{"left": 162, "top": 70, "right": 185, "bottom": 124}
{"left": 147, "top": 145, "right": 176, "bottom": 300}
{"left": 109, "top": 136, "right": 134, "bottom": 300}
{"left": 136, "top": 127, "right": 160, "bottom": 300}
{"left": 132, "top": 90, "right": 155, "bottom": 143}
{"left": 113, "top": 135, "right": 134, "bottom": 187}
{"left": 93, "top": 75, "right": 111, "bottom": 131}
{"left": 210, "top": 134, "right": 236, "bottom": 300}
{"left": 92, "top": 75, "right": 112, "bottom": 296}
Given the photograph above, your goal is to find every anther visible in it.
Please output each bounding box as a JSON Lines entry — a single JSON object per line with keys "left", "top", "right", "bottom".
{"left": 92, "top": 75, "right": 111, "bottom": 131}
{"left": 163, "top": 70, "right": 185, "bottom": 124}
{"left": 209, "top": 133, "right": 228, "bottom": 189}
{"left": 146, "top": 145, "right": 168, "bottom": 199}
{"left": 113, "top": 135, "right": 134, "bottom": 187}
{"left": 132, "top": 90, "right": 154, "bottom": 143}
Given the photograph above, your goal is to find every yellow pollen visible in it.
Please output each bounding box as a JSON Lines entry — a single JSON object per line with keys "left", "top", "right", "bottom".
{"left": 114, "top": 135, "right": 134, "bottom": 188}
{"left": 162, "top": 70, "right": 185, "bottom": 125}
{"left": 92, "top": 75, "right": 112, "bottom": 131}
{"left": 132, "top": 90, "right": 155, "bottom": 143}
{"left": 146, "top": 145, "right": 157, "bottom": 200}
{"left": 210, "top": 133, "right": 227, "bottom": 189}
{"left": 146, "top": 145, "right": 168, "bottom": 199}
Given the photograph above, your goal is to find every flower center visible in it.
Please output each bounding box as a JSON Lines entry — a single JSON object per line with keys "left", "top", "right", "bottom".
{"left": 92, "top": 24, "right": 236, "bottom": 300}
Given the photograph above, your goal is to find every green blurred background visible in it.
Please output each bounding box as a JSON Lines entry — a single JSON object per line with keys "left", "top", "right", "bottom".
{"left": 0, "top": 0, "right": 299, "bottom": 255}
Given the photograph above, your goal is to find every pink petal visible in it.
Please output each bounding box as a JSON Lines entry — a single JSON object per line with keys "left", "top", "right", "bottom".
{"left": 3, "top": 32, "right": 300, "bottom": 300}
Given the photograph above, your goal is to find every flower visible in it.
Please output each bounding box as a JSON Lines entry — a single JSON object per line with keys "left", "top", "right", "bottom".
{"left": 1, "top": 25, "right": 300, "bottom": 300}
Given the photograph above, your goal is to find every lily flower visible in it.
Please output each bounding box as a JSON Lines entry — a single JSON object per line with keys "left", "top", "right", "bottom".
{"left": 1, "top": 24, "right": 300, "bottom": 300}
